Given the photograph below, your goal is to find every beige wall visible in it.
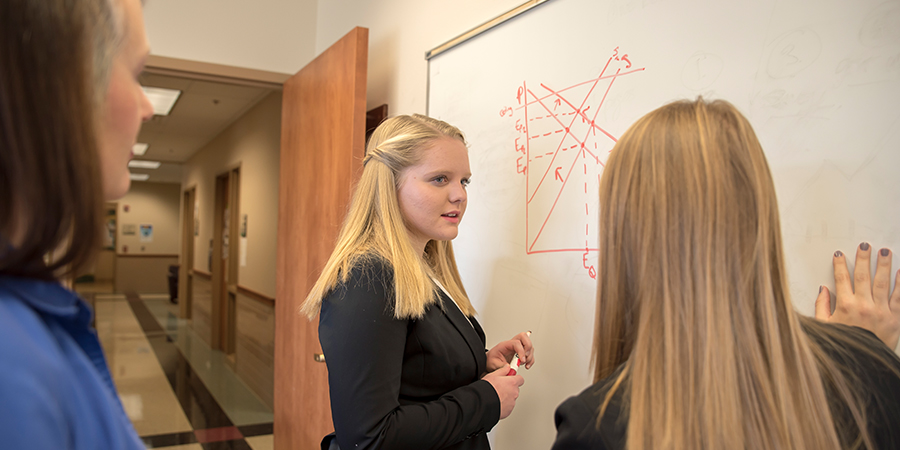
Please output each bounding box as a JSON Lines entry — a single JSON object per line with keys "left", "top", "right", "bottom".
{"left": 117, "top": 182, "right": 182, "bottom": 255}
{"left": 142, "top": 0, "right": 317, "bottom": 75}
{"left": 115, "top": 256, "right": 179, "bottom": 294}
{"left": 182, "top": 92, "right": 281, "bottom": 299}
{"left": 112, "top": 182, "right": 181, "bottom": 293}
{"left": 316, "top": 0, "right": 523, "bottom": 114}
{"left": 95, "top": 249, "right": 116, "bottom": 281}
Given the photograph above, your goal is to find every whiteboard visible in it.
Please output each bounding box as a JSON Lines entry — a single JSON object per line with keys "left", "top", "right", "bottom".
{"left": 428, "top": 0, "right": 900, "bottom": 448}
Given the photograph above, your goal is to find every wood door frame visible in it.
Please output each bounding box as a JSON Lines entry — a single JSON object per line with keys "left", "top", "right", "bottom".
{"left": 211, "top": 165, "right": 241, "bottom": 356}
{"left": 275, "top": 27, "right": 368, "bottom": 450}
{"left": 225, "top": 166, "right": 240, "bottom": 358}
{"left": 179, "top": 186, "right": 196, "bottom": 320}
{"left": 105, "top": 202, "right": 118, "bottom": 284}
{"left": 211, "top": 172, "right": 227, "bottom": 350}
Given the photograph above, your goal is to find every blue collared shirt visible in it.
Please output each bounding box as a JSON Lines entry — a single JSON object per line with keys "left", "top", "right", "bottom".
{"left": 0, "top": 276, "right": 145, "bottom": 449}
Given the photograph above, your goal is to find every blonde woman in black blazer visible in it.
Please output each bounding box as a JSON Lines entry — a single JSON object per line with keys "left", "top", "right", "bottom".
{"left": 302, "top": 115, "right": 535, "bottom": 450}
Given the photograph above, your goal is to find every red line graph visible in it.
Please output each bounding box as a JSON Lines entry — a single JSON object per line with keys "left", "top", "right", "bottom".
{"left": 505, "top": 48, "right": 644, "bottom": 278}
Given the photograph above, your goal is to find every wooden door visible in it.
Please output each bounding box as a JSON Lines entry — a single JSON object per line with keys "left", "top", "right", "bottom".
{"left": 213, "top": 169, "right": 240, "bottom": 357}
{"left": 274, "top": 27, "right": 368, "bottom": 450}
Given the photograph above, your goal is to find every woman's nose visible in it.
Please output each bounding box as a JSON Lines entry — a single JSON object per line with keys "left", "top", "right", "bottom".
{"left": 449, "top": 182, "right": 467, "bottom": 203}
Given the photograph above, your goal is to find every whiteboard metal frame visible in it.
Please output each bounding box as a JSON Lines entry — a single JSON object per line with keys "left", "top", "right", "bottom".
{"left": 426, "top": 0, "right": 553, "bottom": 114}
{"left": 425, "top": 0, "right": 553, "bottom": 60}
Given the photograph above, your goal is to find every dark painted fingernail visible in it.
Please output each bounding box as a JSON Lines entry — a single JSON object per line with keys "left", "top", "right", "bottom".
{"left": 881, "top": 248, "right": 890, "bottom": 257}
{"left": 860, "top": 242, "right": 870, "bottom": 251}
{"left": 819, "top": 285, "right": 824, "bottom": 293}
{"left": 834, "top": 250, "right": 843, "bottom": 257}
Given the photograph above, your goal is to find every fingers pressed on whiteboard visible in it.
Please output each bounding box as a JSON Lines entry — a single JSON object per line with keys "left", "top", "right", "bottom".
{"left": 854, "top": 243, "right": 873, "bottom": 301}
{"left": 833, "top": 251, "right": 854, "bottom": 303}
{"left": 873, "top": 248, "right": 892, "bottom": 306}
{"left": 892, "top": 269, "right": 900, "bottom": 312}
{"left": 815, "top": 286, "right": 832, "bottom": 320}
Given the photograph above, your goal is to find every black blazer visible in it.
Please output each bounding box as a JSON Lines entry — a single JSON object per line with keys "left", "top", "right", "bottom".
{"left": 319, "top": 259, "right": 500, "bottom": 450}
{"left": 550, "top": 325, "right": 900, "bottom": 450}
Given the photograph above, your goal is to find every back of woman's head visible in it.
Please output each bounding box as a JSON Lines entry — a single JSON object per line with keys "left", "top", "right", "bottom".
{"left": 595, "top": 98, "right": 785, "bottom": 370}
{"left": 0, "top": 0, "right": 120, "bottom": 280}
{"left": 593, "top": 98, "right": 858, "bottom": 449}
{"left": 302, "top": 114, "right": 474, "bottom": 319}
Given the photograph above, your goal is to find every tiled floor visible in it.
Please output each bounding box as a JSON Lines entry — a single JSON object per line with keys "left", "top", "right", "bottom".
{"left": 79, "top": 283, "right": 273, "bottom": 450}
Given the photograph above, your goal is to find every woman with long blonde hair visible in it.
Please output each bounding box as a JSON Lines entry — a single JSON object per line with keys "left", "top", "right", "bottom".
{"left": 302, "top": 114, "right": 535, "bottom": 450}
{"left": 551, "top": 98, "right": 900, "bottom": 450}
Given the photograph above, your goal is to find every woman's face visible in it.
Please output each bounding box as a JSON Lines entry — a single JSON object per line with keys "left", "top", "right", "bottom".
{"left": 397, "top": 137, "right": 471, "bottom": 254}
{"left": 97, "top": 0, "right": 153, "bottom": 201}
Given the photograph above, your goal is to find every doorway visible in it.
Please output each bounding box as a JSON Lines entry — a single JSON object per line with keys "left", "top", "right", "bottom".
{"left": 212, "top": 167, "right": 240, "bottom": 360}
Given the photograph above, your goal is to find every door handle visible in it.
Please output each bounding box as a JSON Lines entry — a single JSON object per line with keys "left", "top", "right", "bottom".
{"left": 313, "top": 353, "right": 325, "bottom": 363}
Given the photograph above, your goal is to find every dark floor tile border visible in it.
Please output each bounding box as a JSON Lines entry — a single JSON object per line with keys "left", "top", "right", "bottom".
{"left": 194, "top": 425, "right": 244, "bottom": 443}
{"left": 124, "top": 292, "right": 235, "bottom": 431}
{"left": 140, "top": 431, "right": 198, "bottom": 448}
{"left": 237, "top": 422, "right": 274, "bottom": 438}
{"left": 202, "top": 439, "right": 255, "bottom": 450}
{"left": 125, "top": 292, "right": 165, "bottom": 333}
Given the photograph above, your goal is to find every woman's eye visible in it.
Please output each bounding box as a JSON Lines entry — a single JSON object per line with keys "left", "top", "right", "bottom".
{"left": 433, "top": 176, "right": 447, "bottom": 183}
{"left": 461, "top": 178, "right": 471, "bottom": 188}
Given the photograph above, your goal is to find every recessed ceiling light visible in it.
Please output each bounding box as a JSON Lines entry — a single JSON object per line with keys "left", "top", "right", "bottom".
{"left": 133, "top": 143, "right": 149, "bottom": 156}
{"left": 141, "top": 86, "right": 181, "bottom": 115}
{"left": 129, "top": 173, "right": 150, "bottom": 181}
{"left": 128, "top": 160, "right": 161, "bottom": 169}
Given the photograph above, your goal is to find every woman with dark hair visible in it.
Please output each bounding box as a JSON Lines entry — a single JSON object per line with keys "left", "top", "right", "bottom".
{"left": 0, "top": 0, "right": 154, "bottom": 447}
{"left": 551, "top": 98, "right": 900, "bottom": 450}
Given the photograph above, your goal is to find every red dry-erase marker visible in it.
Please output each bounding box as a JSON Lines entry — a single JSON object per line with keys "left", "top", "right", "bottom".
{"left": 506, "top": 356, "right": 524, "bottom": 376}
{"left": 507, "top": 331, "right": 532, "bottom": 376}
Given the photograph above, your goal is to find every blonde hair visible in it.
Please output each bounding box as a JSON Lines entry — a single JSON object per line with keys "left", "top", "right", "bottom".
{"left": 301, "top": 114, "right": 474, "bottom": 320}
{"left": 592, "top": 98, "right": 889, "bottom": 449}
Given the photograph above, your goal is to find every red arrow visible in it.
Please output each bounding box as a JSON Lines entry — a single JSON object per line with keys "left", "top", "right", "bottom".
{"left": 555, "top": 166, "right": 563, "bottom": 181}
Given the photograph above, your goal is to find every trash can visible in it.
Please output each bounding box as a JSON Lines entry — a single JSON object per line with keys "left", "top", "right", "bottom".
{"left": 167, "top": 265, "right": 179, "bottom": 304}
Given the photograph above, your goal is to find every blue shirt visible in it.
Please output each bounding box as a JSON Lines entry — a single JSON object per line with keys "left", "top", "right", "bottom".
{"left": 0, "top": 276, "right": 145, "bottom": 450}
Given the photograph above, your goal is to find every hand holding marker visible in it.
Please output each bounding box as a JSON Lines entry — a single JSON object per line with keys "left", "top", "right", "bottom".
{"left": 507, "top": 331, "right": 532, "bottom": 376}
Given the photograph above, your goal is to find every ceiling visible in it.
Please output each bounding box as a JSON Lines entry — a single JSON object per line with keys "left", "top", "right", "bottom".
{"left": 129, "top": 73, "right": 277, "bottom": 183}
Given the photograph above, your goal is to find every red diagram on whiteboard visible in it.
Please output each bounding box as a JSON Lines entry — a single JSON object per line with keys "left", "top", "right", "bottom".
{"left": 503, "top": 48, "right": 644, "bottom": 278}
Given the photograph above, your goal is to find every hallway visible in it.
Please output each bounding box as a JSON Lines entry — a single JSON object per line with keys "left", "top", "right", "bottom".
{"left": 79, "top": 284, "right": 274, "bottom": 450}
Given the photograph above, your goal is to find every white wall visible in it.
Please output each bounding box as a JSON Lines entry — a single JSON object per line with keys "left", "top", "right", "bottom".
{"left": 143, "top": 0, "right": 318, "bottom": 74}
{"left": 144, "top": 0, "right": 525, "bottom": 112}
{"left": 316, "top": 0, "right": 524, "bottom": 114}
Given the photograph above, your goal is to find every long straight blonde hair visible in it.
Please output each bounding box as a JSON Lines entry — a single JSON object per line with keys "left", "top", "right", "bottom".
{"left": 301, "top": 114, "right": 474, "bottom": 319}
{"left": 592, "top": 98, "right": 888, "bottom": 449}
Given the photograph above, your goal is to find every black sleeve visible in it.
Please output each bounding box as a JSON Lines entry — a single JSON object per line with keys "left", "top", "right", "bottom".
{"left": 550, "top": 394, "right": 608, "bottom": 450}
{"left": 319, "top": 261, "right": 499, "bottom": 450}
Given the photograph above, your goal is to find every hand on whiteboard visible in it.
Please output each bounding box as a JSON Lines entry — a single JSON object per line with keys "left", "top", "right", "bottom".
{"left": 482, "top": 365, "right": 524, "bottom": 420}
{"left": 815, "top": 244, "right": 900, "bottom": 350}
{"left": 486, "top": 331, "right": 535, "bottom": 373}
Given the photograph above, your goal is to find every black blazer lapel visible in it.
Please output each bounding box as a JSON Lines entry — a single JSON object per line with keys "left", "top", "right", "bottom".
{"left": 437, "top": 291, "right": 488, "bottom": 377}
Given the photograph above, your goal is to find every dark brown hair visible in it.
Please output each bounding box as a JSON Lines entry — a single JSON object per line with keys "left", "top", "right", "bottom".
{"left": 0, "top": 0, "right": 119, "bottom": 280}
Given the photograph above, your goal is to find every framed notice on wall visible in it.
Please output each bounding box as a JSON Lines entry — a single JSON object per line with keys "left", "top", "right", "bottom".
{"left": 139, "top": 224, "right": 153, "bottom": 243}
